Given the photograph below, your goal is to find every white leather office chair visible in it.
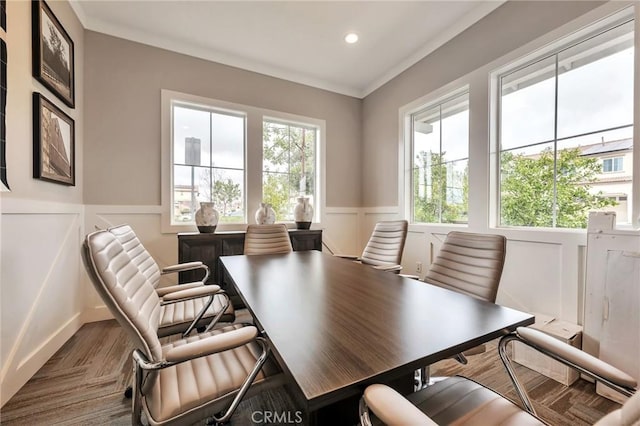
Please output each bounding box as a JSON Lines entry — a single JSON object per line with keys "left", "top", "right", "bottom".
{"left": 244, "top": 223, "right": 293, "bottom": 255}
{"left": 417, "top": 231, "right": 507, "bottom": 386}
{"left": 424, "top": 231, "right": 507, "bottom": 303}
{"left": 82, "top": 229, "right": 283, "bottom": 425}
{"left": 428, "top": 231, "right": 507, "bottom": 353}
{"left": 360, "top": 327, "right": 638, "bottom": 426}
{"left": 109, "top": 224, "right": 234, "bottom": 338}
{"left": 336, "top": 220, "right": 408, "bottom": 272}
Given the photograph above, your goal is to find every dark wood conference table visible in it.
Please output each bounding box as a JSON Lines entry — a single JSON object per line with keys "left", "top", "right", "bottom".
{"left": 220, "top": 251, "right": 534, "bottom": 422}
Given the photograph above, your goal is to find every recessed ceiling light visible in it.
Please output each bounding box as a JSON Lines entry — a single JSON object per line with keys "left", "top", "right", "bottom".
{"left": 344, "top": 33, "right": 359, "bottom": 44}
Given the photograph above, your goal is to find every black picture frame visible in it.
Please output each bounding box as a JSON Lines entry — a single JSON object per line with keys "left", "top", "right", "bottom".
{"left": 33, "top": 92, "right": 75, "bottom": 185}
{"left": 1, "top": 0, "right": 6, "bottom": 32}
{"left": 1, "top": 39, "right": 7, "bottom": 190}
{"left": 32, "top": 0, "right": 74, "bottom": 108}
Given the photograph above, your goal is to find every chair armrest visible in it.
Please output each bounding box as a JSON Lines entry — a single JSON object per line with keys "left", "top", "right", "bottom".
{"left": 364, "top": 384, "right": 437, "bottom": 426}
{"left": 165, "top": 326, "right": 258, "bottom": 363}
{"left": 399, "top": 273, "right": 420, "bottom": 280}
{"left": 334, "top": 254, "right": 360, "bottom": 260}
{"left": 372, "top": 264, "right": 403, "bottom": 272}
{"left": 517, "top": 327, "right": 637, "bottom": 389}
{"left": 161, "top": 285, "right": 221, "bottom": 302}
{"left": 161, "top": 261, "right": 204, "bottom": 274}
{"left": 155, "top": 282, "right": 202, "bottom": 297}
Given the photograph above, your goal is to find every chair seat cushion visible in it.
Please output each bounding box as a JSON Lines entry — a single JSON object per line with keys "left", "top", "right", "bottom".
{"left": 145, "top": 324, "right": 281, "bottom": 424}
{"left": 407, "top": 376, "right": 544, "bottom": 426}
{"left": 157, "top": 294, "right": 235, "bottom": 337}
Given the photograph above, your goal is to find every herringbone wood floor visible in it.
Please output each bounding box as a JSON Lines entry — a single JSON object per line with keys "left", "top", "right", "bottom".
{"left": 1, "top": 314, "right": 621, "bottom": 425}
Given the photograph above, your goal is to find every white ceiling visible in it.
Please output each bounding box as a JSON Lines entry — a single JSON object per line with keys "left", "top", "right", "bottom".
{"left": 70, "top": 1, "right": 504, "bottom": 98}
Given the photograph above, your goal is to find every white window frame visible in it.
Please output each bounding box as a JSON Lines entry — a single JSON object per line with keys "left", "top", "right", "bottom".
{"left": 399, "top": 83, "right": 470, "bottom": 228}
{"left": 489, "top": 5, "right": 639, "bottom": 230}
{"left": 161, "top": 90, "right": 326, "bottom": 233}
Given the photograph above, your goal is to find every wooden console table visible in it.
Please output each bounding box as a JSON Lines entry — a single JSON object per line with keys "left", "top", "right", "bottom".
{"left": 177, "top": 229, "right": 322, "bottom": 307}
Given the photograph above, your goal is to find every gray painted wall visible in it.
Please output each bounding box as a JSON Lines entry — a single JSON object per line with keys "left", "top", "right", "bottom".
{"left": 83, "top": 31, "right": 362, "bottom": 207}
{"left": 361, "top": 1, "right": 604, "bottom": 207}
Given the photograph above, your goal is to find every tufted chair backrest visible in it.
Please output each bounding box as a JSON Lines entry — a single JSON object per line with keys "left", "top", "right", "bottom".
{"left": 360, "top": 220, "right": 408, "bottom": 267}
{"left": 244, "top": 224, "right": 293, "bottom": 255}
{"left": 82, "top": 229, "right": 163, "bottom": 361}
{"left": 424, "top": 231, "right": 507, "bottom": 303}
{"left": 109, "top": 224, "right": 162, "bottom": 289}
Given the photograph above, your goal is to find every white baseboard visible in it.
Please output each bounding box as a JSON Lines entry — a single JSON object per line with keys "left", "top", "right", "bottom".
{"left": 82, "top": 306, "right": 114, "bottom": 323}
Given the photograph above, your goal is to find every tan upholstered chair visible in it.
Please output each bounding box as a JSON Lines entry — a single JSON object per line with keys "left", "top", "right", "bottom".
{"left": 82, "top": 229, "right": 282, "bottom": 425}
{"left": 360, "top": 326, "right": 638, "bottom": 426}
{"left": 424, "top": 231, "right": 507, "bottom": 303}
{"left": 244, "top": 224, "right": 292, "bottom": 255}
{"left": 415, "top": 231, "right": 507, "bottom": 386}
{"left": 109, "top": 224, "right": 234, "bottom": 337}
{"left": 336, "top": 220, "right": 408, "bottom": 273}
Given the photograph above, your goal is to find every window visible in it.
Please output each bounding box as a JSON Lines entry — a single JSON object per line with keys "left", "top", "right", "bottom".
{"left": 498, "top": 18, "right": 634, "bottom": 228}
{"left": 602, "top": 157, "right": 624, "bottom": 173}
{"left": 410, "top": 91, "right": 469, "bottom": 224}
{"left": 162, "top": 90, "right": 325, "bottom": 232}
{"left": 262, "top": 119, "right": 318, "bottom": 221}
{"left": 171, "top": 102, "right": 245, "bottom": 225}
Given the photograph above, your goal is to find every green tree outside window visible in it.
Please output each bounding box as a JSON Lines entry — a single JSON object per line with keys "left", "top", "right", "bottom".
{"left": 500, "top": 148, "right": 616, "bottom": 228}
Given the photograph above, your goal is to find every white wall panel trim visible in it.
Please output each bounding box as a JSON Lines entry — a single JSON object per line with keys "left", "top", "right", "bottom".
{"left": 82, "top": 306, "right": 114, "bottom": 323}
{"left": 0, "top": 312, "right": 83, "bottom": 406}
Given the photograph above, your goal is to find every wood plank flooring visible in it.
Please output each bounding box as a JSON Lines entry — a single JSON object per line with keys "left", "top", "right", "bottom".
{"left": 1, "top": 314, "right": 621, "bottom": 425}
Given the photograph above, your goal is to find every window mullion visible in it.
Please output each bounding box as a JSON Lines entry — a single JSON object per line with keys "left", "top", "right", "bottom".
{"left": 552, "top": 54, "right": 559, "bottom": 228}
{"left": 209, "top": 112, "right": 213, "bottom": 204}
{"left": 438, "top": 104, "right": 443, "bottom": 223}
{"left": 408, "top": 114, "right": 420, "bottom": 222}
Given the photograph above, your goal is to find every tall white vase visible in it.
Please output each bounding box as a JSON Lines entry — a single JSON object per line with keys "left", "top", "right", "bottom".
{"left": 195, "top": 202, "right": 219, "bottom": 233}
{"left": 293, "top": 197, "right": 313, "bottom": 229}
{"left": 255, "top": 202, "right": 276, "bottom": 224}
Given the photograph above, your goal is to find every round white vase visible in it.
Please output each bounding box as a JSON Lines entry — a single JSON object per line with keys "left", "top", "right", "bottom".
{"left": 293, "top": 197, "right": 313, "bottom": 229}
{"left": 255, "top": 202, "right": 276, "bottom": 224}
{"left": 195, "top": 202, "right": 219, "bottom": 233}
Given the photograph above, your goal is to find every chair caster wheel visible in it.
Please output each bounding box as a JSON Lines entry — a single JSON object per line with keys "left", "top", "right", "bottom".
{"left": 124, "top": 386, "right": 133, "bottom": 398}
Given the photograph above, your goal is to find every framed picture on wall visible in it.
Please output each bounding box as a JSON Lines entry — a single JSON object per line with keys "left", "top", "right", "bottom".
{"left": 33, "top": 92, "right": 75, "bottom": 185}
{"left": 32, "top": 0, "right": 74, "bottom": 108}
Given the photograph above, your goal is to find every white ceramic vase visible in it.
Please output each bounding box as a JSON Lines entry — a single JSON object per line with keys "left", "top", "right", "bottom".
{"left": 255, "top": 202, "right": 276, "bottom": 224}
{"left": 293, "top": 197, "right": 313, "bottom": 229}
{"left": 195, "top": 202, "right": 219, "bottom": 233}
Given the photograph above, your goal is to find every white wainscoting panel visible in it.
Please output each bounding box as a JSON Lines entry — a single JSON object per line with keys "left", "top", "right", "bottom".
{"left": 497, "top": 239, "right": 563, "bottom": 316}
{"left": 1, "top": 199, "right": 84, "bottom": 406}
{"left": 402, "top": 231, "right": 429, "bottom": 278}
{"left": 323, "top": 208, "right": 359, "bottom": 255}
